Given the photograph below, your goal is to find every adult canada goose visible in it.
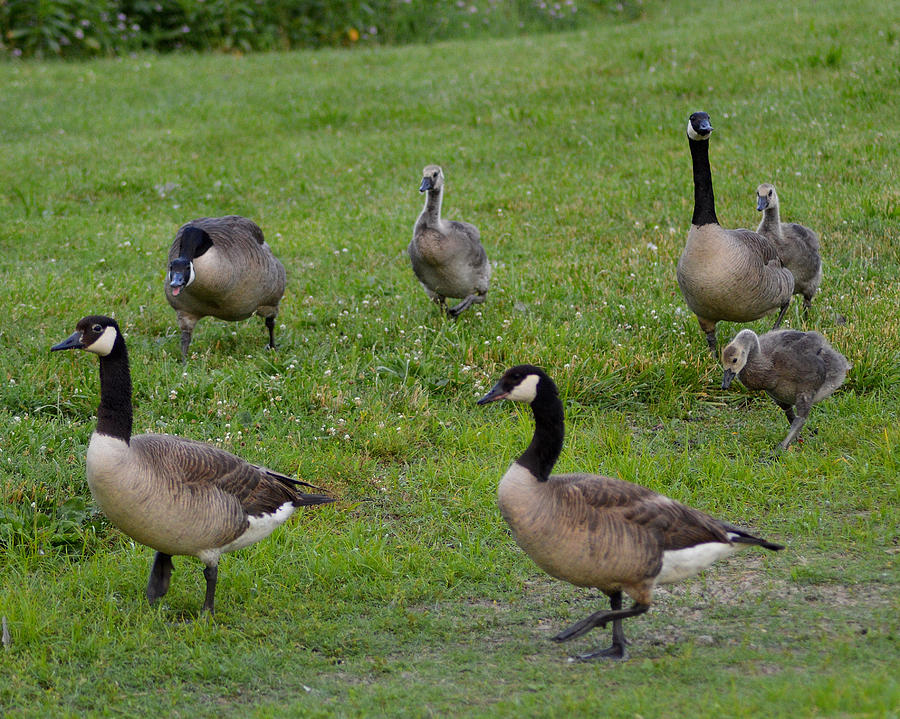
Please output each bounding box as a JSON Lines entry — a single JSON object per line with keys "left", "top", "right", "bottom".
{"left": 755, "top": 183, "right": 822, "bottom": 318}
{"left": 409, "top": 165, "right": 491, "bottom": 317}
{"left": 51, "top": 315, "right": 334, "bottom": 613}
{"left": 721, "top": 328, "right": 849, "bottom": 450}
{"left": 478, "top": 365, "right": 783, "bottom": 660}
{"left": 676, "top": 112, "right": 794, "bottom": 355}
{"left": 165, "top": 215, "right": 286, "bottom": 360}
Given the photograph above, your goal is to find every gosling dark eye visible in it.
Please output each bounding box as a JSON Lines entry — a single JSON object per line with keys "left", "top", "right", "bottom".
{"left": 768, "top": 190, "right": 773, "bottom": 197}
{"left": 92, "top": 324, "right": 103, "bottom": 333}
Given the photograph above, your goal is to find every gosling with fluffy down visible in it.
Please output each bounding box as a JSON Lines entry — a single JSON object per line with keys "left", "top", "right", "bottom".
{"left": 756, "top": 183, "right": 822, "bottom": 318}
{"left": 721, "top": 328, "right": 850, "bottom": 450}
{"left": 52, "top": 315, "right": 333, "bottom": 613}
{"left": 677, "top": 112, "right": 794, "bottom": 355}
{"left": 479, "top": 365, "right": 783, "bottom": 660}
{"left": 165, "top": 215, "right": 286, "bottom": 360}
{"left": 409, "top": 165, "right": 491, "bottom": 317}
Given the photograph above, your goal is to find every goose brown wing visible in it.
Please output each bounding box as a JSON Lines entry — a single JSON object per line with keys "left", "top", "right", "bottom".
{"left": 570, "top": 474, "right": 731, "bottom": 550}
{"left": 730, "top": 228, "right": 780, "bottom": 264}
{"left": 131, "top": 435, "right": 304, "bottom": 517}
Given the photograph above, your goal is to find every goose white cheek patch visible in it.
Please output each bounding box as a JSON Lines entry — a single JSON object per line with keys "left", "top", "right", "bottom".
{"left": 85, "top": 325, "right": 118, "bottom": 356}
{"left": 507, "top": 373, "right": 540, "bottom": 403}
{"left": 686, "top": 119, "right": 711, "bottom": 141}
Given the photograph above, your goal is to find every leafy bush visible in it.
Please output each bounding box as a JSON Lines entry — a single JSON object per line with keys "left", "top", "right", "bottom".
{"left": 0, "top": 0, "right": 631, "bottom": 58}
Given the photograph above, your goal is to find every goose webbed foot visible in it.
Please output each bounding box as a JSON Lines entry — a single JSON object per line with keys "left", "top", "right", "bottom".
{"left": 202, "top": 564, "right": 218, "bottom": 614}
{"left": 147, "top": 552, "right": 173, "bottom": 605}
{"left": 574, "top": 642, "right": 628, "bottom": 662}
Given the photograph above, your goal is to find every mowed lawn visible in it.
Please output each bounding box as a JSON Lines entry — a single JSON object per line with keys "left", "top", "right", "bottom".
{"left": 1, "top": 0, "right": 898, "bottom": 716}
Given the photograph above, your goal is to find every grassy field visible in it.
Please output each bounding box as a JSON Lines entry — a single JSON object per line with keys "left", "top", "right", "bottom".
{"left": 1, "top": 0, "right": 898, "bottom": 715}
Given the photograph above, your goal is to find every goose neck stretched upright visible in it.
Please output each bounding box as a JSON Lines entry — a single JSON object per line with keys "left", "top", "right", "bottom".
{"left": 690, "top": 136, "right": 718, "bottom": 227}
{"left": 96, "top": 338, "right": 133, "bottom": 442}
{"left": 520, "top": 390, "right": 565, "bottom": 482}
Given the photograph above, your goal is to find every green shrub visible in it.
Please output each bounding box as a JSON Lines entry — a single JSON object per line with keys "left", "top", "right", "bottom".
{"left": 0, "top": 0, "right": 629, "bottom": 58}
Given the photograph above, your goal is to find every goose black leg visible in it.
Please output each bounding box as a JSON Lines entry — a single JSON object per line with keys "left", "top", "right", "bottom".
{"left": 265, "top": 315, "right": 276, "bottom": 349}
{"left": 202, "top": 564, "right": 218, "bottom": 614}
{"left": 553, "top": 592, "right": 650, "bottom": 661}
{"left": 147, "top": 552, "right": 173, "bottom": 605}
{"left": 772, "top": 300, "right": 790, "bottom": 329}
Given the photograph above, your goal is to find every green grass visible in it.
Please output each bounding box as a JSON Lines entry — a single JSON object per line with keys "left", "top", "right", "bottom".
{"left": 1, "top": 0, "right": 899, "bottom": 715}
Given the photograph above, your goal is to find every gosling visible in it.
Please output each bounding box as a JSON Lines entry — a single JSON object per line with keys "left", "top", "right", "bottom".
{"left": 409, "top": 165, "right": 491, "bottom": 317}
{"left": 756, "top": 183, "right": 822, "bottom": 319}
{"left": 721, "top": 328, "right": 850, "bottom": 450}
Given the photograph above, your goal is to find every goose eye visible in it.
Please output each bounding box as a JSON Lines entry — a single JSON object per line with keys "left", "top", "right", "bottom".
{"left": 768, "top": 190, "right": 773, "bottom": 197}
{"left": 92, "top": 324, "right": 103, "bottom": 333}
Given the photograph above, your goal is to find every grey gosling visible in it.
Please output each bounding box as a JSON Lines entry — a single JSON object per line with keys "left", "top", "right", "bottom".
{"left": 52, "top": 315, "right": 334, "bottom": 613}
{"left": 676, "top": 112, "right": 794, "bottom": 355}
{"left": 409, "top": 165, "right": 491, "bottom": 317}
{"left": 721, "top": 328, "right": 850, "bottom": 451}
{"left": 479, "top": 365, "right": 784, "bottom": 660}
{"left": 756, "top": 183, "right": 822, "bottom": 318}
{"left": 165, "top": 215, "right": 286, "bottom": 360}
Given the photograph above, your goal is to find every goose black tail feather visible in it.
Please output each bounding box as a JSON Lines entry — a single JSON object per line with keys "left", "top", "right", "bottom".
{"left": 722, "top": 523, "right": 785, "bottom": 551}
{"left": 294, "top": 493, "right": 337, "bottom": 507}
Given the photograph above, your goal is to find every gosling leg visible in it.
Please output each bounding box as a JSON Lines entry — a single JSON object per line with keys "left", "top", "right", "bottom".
{"left": 447, "top": 293, "right": 485, "bottom": 318}
{"left": 147, "top": 552, "right": 173, "bottom": 605}
{"left": 778, "top": 396, "right": 812, "bottom": 450}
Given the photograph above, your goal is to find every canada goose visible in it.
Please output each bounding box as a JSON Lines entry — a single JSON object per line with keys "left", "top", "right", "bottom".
{"left": 676, "top": 112, "right": 794, "bottom": 355}
{"left": 755, "top": 183, "right": 822, "bottom": 318}
{"left": 478, "top": 365, "right": 783, "bottom": 660}
{"left": 409, "top": 165, "right": 491, "bottom": 317}
{"left": 721, "top": 328, "right": 849, "bottom": 450}
{"left": 51, "top": 315, "right": 334, "bottom": 613}
{"left": 165, "top": 215, "right": 286, "bottom": 360}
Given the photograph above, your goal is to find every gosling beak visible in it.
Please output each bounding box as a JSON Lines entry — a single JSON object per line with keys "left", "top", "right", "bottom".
{"left": 477, "top": 381, "right": 508, "bottom": 405}
{"left": 419, "top": 177, "right": 432, "bottom": 193}
{"left": 51, "top": 331, "right": 84, "bottom": 352}
{"left": 721, "top": 369, "right": 736, "bottom": 389}
{"left": 756, "top": 196, "right": 768, "bottom": 212}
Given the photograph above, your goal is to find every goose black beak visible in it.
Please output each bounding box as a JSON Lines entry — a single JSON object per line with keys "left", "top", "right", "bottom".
{"left": 756, "top": 196, "right": 768, "bottom": 212}
{"left": 51, "top": 331, "right": 84, "bottom": 352}
{"left": 168, "top": 272, "right": 187, "bottom": 296}
{"left": 419, "top": 178, "right": 432, "bottom": 193}
{"left": 477, "top": 382, "right": 508, "bottom": 405}
{"left": 721, "top": 369, "right": 736, "bottom": 389}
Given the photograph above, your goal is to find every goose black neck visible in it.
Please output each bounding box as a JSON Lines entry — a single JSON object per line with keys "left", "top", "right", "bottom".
{"left": 96, "top": 340, "right": 133, "bottom": 442}
{"left": 519, "top": 392, "right": 565, "bottom": 482}
{"left": 178, "top": 226, "right": 213, "bottom": 261}
{"left": 689, "top": 138, "right": 719, "bottom": 227}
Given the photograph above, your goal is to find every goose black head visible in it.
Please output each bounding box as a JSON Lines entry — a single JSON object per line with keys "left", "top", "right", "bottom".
{"left": 756, "top": 183, "right": 777, "bottom": 212}
{"left": 167, "top": 226, "right": 212, "bottom": 296}
{"left": 419, "top": 164, "right": 445, "bottom": 193}
{"left": 51, "top": 315, "right": 122, "bottom": 357}
{"left": 686, "top": 111, "right": 713, "bottom": 141}
{"left": 478, "top": 364, "right": 552, "bottom": 406}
